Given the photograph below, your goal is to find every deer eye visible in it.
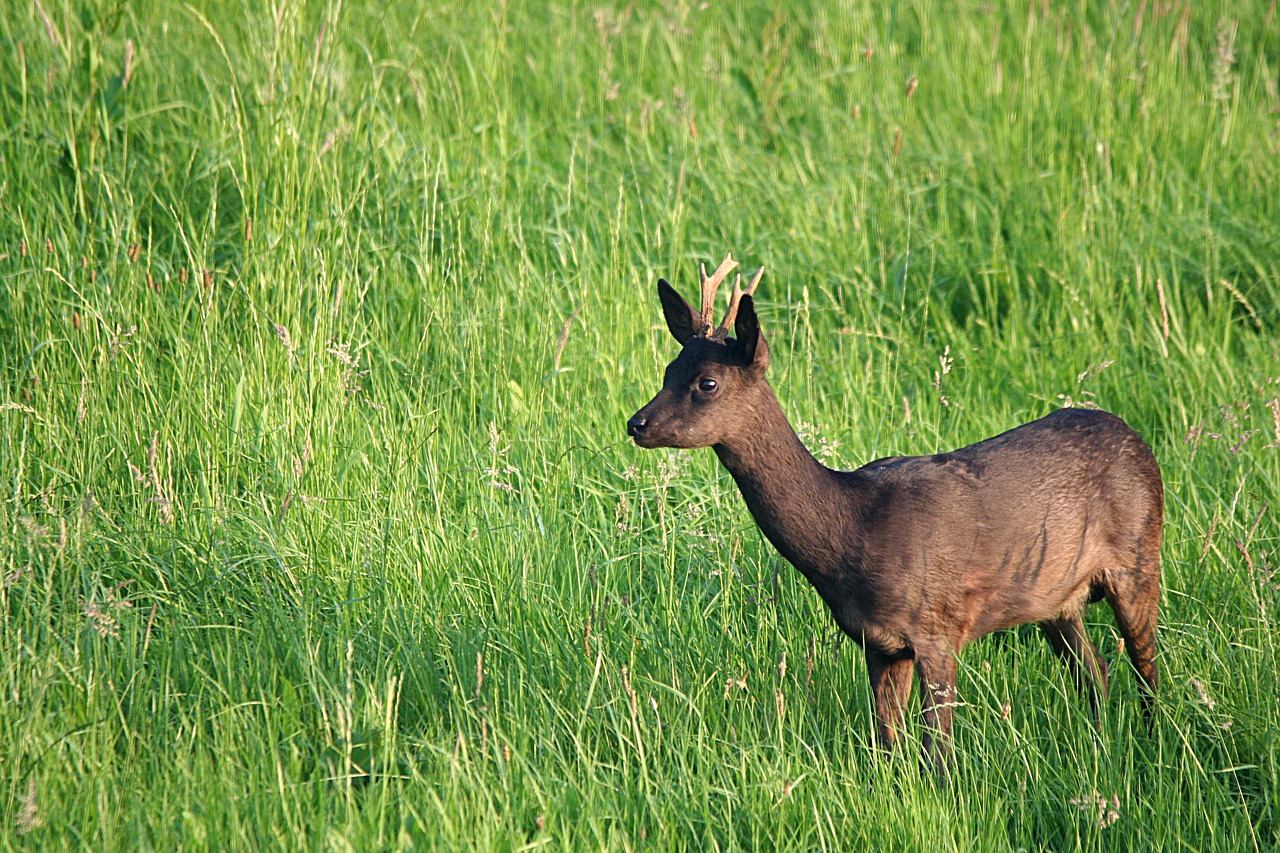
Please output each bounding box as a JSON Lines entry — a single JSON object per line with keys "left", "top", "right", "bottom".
{"left": 697, "top": 377, "right": 719, "bottom": 394}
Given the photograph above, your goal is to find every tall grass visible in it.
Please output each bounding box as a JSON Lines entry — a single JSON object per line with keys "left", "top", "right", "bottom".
{"left": 2, "top": 0, "right": 1277, "bottom": 848}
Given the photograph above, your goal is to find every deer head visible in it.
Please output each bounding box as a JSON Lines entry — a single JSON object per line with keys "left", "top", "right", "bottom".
{"left": 628, "top": 255, "right": 768, "bottom": 448}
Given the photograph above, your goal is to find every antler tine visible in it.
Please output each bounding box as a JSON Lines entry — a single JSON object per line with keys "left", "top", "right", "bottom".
{"left": 699, "top": 254, "right": 739, "bottom": 335}
{"left": 715, "top": 265, "right": 765, "bottom": 338}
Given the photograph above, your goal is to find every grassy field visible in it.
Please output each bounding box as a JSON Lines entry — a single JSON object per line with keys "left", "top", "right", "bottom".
{"left": 2, "top": 0, "right": 1279, "bottom": 848}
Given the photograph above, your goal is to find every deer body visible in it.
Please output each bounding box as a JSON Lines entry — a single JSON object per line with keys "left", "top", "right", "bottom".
{"left": 628, "top": 257, "right": 1162, "bottom": 766}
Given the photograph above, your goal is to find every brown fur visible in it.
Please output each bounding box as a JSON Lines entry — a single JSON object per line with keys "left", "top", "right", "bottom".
{"left": 628, "top": 279, "right": 1162, "bottom": 767}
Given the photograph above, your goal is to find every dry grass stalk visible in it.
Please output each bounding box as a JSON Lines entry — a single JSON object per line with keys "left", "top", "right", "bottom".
{"left": 1156, "top": 277, "right": 1169, "bottom": 341}
{"left": 553, "top": 306, "right": 582, "bottom": 371}
{"left": 122, "top": 40, "right": 134, "bottom": 87}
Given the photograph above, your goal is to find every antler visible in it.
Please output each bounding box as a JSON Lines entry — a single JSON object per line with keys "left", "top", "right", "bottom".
{"left": 714, "top": 265, "right": 765, "bottom": 339}
{"left": 698, "top": 254, "right": 740, "bottom": 336}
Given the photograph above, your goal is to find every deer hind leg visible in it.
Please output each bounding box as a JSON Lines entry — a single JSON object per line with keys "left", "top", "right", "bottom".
{"left": 914, "top": 647, "right": 959, "bottom": 771}
{"left": 1040, "top": 615, "right": 1109, "bottom": 720}
{"left": 865, "top": 649, "right": 914, "bottom": 751}
{"left": 1101, "top": 563, "right": 1161, "bottom": 716}
{"left": 1096, "top": 510, "right": 1162, "bottom": 718}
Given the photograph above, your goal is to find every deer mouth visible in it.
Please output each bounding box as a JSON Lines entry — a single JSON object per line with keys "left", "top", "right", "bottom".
{"left": 628, "top": 424, "right": 662, "bottom": 448}
{"left": 630, "top": 432, "right": 665, "bottom": 448}
{"left": 628, "top": 422, "right": 700, "bottom": 449}
{"left": 627, "top": 412, "right": 674, "bottom": 448}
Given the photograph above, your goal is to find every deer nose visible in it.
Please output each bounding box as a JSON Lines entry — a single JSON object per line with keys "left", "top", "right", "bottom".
{"left": 627, "top": 413, "right": 649, "bottom": 437}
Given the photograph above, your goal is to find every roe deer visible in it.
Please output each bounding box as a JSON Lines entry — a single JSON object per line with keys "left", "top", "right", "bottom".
{"left": 627, "top": 255, "right": 1162, "bottom": 767}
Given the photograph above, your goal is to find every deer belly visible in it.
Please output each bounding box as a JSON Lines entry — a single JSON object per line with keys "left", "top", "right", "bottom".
{"left": 961, "top": 564, "right": 1098, "bottom": 640}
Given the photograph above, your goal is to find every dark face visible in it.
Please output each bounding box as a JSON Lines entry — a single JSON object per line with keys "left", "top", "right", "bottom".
{"left": 627, "top": 279, "right": 770, "bottom": 449}
{"left": 627, "top": 338, "right": 761, "bottom": 448}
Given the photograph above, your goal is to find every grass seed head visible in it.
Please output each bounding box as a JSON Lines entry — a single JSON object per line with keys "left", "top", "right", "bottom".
{"left": 16, "top": 778, "right": 43, "bottom": 835}
{"left": 274, "top": 324, "right": 294, "bottom": 355}
{"left": 1070, "top": 793, "right": 1121, "bottom": 829}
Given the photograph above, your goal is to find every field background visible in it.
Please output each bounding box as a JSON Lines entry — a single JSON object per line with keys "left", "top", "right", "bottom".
{"left": 2, "top": 0, "right": 1279, "bottom": 849}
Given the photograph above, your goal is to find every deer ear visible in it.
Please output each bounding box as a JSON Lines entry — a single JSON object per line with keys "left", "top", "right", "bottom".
{"left": 733, "top": 294, "right": 769, "bottom": 370}
{"left": 658, "top": 278, "right": 699, "bottom": 344}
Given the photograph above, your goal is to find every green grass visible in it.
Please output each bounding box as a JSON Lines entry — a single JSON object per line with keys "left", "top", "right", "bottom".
{"left": 2, "top": 0, "right": 1278, "bottom": 848}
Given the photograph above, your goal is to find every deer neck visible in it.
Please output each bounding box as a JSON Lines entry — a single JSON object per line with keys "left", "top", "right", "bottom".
{"left": 712, "top": 385, "right": 853, "bottom": 577}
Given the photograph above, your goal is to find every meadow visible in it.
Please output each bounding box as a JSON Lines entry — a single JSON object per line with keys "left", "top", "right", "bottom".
{"left": 2, "top": 0, "right": 1278, "bottom": 849}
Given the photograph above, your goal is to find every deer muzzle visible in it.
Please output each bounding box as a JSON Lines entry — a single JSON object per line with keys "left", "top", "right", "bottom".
{"left": 627, "top": 411, "right": 654, "bottom": 445}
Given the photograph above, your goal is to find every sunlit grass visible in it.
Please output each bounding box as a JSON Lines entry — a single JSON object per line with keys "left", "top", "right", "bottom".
{"left": 2, "top": 0, "right": 1278, "bottom": 849}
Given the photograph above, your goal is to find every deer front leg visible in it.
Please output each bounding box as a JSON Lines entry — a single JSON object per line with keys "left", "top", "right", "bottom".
{"left": 865, "top": 648, "right": 914, "bottom": 751}
{"left": 915, "top": 647, "right": 959, "bottom": 771}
